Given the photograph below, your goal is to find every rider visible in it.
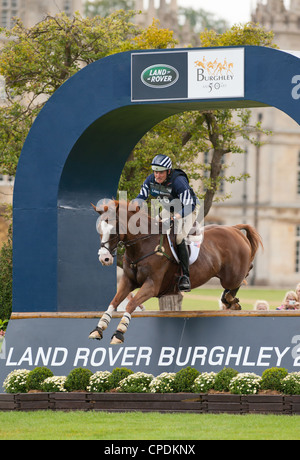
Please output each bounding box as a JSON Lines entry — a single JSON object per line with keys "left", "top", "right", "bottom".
{"left": 134, "top": 154, "right": 200, "bottom": 292}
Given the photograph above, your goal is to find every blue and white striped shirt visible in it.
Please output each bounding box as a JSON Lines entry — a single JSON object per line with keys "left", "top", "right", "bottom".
{"left": 136, "top": 169, "right": 197, "bottom": 217}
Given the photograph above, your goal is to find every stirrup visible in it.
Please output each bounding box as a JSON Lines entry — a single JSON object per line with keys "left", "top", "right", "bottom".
{"left": 178, "top": 275, "right": 191, "bottom": 292}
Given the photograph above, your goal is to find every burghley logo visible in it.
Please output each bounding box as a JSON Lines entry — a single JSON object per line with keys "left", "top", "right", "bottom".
{"left": 195, "top": 57, "right": 234, "bottom": 81}
{"left": 141, "top": 64, "right": 179, "bottom": 88}
{"left": 187, "top": 48, "right": 244, "bottom": 99}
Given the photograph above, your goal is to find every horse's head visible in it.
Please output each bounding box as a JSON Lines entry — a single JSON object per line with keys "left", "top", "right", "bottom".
{"left": 92, "top": 200, "right": 119, "bottom": 266}
{"left": 92, "top": 199, "right": 152, "bottom": 265}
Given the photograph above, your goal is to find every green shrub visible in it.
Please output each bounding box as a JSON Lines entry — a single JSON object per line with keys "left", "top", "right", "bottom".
{"left": 281, "top": 372, "right": 300, "bottom": 395}
{"left": 107, "top": 367, "right": 134, "bottom": 390}
{"left": 192, "top": 372, "right": 216, "bottom": 393}
{"left": 149, "top": 372, "right": 176, "bottom": 393}
{"left": 118, "top": 372, "right": 153, "bottom": 393}
{"left": 3, "top": 369, "right": 30, "bottom": 393}
{"left": 27, "top": 367, "right": 53, "bottom": 391}
{"left": 229, "top": 373, "right": 261, "bottom": 395}
{"left": 214, "top": 367, "right": 238, "bottom": 392}
{"left": 64, "top": 367, "right": 93, "bottom": 391}
{"left": 173, "top": 366, "right": 200, "bottom": 392}
{"left": 260, "top": 367, "right": 288, "bottom": 391}
{"left": 42, "top": 376, "right": 67, "bottom": 392}
{"left": 87, "top": 371, "right": 111, "bottom": 392}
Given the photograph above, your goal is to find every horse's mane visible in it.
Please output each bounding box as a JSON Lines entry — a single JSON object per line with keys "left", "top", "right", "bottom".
{"left": 114, "top": 199, "right": 156, "bottom": 224}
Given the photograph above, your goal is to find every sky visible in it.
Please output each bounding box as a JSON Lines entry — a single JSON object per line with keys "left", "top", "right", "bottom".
{"left": 176, "top": 0, "right": 291, "bottom": 27}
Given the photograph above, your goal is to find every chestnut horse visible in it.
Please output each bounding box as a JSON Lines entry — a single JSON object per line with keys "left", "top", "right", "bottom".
{"left": 89, "top": 200, "right": 262, "bottom": 344}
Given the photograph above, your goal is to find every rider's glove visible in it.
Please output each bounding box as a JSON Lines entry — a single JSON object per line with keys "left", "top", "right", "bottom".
{"left": 161, "top": 217, "right": 173, "bottom": 232}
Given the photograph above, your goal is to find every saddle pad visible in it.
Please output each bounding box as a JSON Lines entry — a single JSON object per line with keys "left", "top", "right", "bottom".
{"left": 167, "top": 234, "right": 202, "bottom": 265}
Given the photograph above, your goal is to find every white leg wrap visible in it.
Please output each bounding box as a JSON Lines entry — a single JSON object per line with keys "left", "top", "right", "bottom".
{"left": 117, "top": 312, "right": 131, "bottom": 334}
{"left": 97, "top": 305, "right": 114, "bottom": 330}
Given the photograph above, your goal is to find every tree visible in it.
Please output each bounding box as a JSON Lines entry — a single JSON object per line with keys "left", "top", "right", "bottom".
{"left": 0, "top": 10, "right": 177, "bottom": 319}
{"left": 0, "top": 223, "right": 12, "bottom": 322}
{"left": 0, "top": 11, "right": 177, "bottom": 176}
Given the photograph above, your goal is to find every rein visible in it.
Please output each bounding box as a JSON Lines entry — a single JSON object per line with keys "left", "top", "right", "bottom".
{"left": 103, "top": 231, "right": 175, "bottom": 269}
{"left": 124, "top": 233, "right": 175, "bottom": 270}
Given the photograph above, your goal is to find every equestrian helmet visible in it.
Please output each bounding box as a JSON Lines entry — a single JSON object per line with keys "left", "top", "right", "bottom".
{"left": 151, "top": 154, "right": 172, "bottom": 171}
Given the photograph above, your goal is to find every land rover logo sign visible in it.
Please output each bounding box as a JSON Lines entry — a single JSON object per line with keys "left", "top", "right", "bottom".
{"left": 141, "top": 64, "right": 179, "bottom": 88}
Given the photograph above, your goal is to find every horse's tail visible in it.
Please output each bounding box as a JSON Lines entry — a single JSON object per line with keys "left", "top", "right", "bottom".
{"left": 234, "top": 224, "right": 263, "bottom": 260}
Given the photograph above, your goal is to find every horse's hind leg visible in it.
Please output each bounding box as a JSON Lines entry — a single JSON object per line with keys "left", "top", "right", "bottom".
{"left": 221, "top": 287, "right": 241, "bottom": 310}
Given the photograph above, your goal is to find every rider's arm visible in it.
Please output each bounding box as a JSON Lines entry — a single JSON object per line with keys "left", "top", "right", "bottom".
{"left": 135, "top": 175, "right": 151, "bottom": 201}
{"left": 131, "top": 176, "right": 151, "bottom": 210}
{"left": 173, "top": 175, "right": 196, "bottom": 218}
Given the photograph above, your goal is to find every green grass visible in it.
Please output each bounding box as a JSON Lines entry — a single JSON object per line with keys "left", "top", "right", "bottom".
{"left": 1, "top": 411, "right": 300, "bottom": 440}
{"left": 143, "top": 287, "right": 287, "bottom": 311}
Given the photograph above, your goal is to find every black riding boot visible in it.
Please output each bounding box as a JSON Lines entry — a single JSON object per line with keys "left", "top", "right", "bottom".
{"left": 177, "top": 240, "right": 191, "bottom": 292}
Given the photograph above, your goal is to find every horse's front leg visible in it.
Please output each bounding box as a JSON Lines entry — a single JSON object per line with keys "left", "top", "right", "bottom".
{"left": 110, "top": 278, "right": 156, "bottom": 344}
{"left": 89, "top": 276, "right": 134, "bottom": 340}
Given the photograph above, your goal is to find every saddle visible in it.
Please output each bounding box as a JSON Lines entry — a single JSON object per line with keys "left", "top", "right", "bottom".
{"left": 167, "top": 223, "right": 203, "bottom": 266}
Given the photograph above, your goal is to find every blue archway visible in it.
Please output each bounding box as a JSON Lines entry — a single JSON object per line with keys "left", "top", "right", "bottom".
{"left": 13, "top": 46, "right": 300, "bottom": 312}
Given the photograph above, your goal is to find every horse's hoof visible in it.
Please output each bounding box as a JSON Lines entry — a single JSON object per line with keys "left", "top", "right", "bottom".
{"left": 110, "top": 330, "right": 124, "bottom": 344}
{"left": 89, "top": 327, "right": 103, "bottom": 340}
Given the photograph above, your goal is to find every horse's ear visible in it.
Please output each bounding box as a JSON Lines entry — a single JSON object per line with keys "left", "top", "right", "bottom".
{"left": 91, "top": 202, "right": 108, "bottom": 214}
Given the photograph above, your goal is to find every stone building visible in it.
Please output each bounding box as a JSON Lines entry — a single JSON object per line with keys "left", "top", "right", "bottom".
{"left": 208, "top": 0, "right": 300, "bottom": 287}
{"left": 0, "top": 0, "right": 83, "bottom": 29}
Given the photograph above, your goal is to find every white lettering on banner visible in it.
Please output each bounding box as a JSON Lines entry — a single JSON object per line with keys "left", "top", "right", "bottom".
{"left": 257, "top": 347, "right": 273, "bottom": 366}
{"left": 191, "top": 347, "right": 207, "bottom": 365}
{"left": 208, "top": 346, "right": 225, "bottom": 366}
{"left": 34, "top": 347, "right": 52, "bottom": 366}
{"left": 291, "top": 335, "right": 300, "bottom": 365}
{"left": 158, "top": 345, "right": 294, "bottom": 368}
{"left": 292, "top": 75, "right": 300, "bottom": 100}
{"left": 225, "top": 346, "right": 243, "bottom": 366}
{"left": 3, "top": 341, "right": 300, "bottom": 369}
{"left": 73, "top": 346, "right": 152, "bottom": 367}
{"left": 16, "top": 347, "right": 32, "bottom": 366}
{"left": 158, "top": 347, "right": 175, "bottom": 366}
{"left": 242, "top": 346, "right": 256, "bottom": 366}
{"left": 275, "top": 347, "right": 290, "bottom": 366}
{"left": 6, "top": 347, "right": 68, "bottom": 367}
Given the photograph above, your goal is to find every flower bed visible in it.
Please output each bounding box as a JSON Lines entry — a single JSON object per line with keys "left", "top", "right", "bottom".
{"left": 2, "top": 366, "right": 300, "bottom": 414}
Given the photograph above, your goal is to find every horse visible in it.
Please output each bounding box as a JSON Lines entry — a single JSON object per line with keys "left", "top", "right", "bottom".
{"left": 89, "top": 199, "right": 263, "bottom": 344}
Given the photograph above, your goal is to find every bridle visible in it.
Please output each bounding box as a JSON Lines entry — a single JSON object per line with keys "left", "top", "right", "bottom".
{"left": 100, "top": 219, "right": 174, "bottom": 268}
{"left": 100, "top": 232, "right": 153, "bottom": 258}
{"left": 100, "top": 234, "right": 120, "bottom": 257}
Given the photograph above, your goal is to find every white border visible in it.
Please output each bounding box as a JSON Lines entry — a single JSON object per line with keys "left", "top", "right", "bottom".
{"left": 131, "top": 49, "right": 246, "bottom": 103}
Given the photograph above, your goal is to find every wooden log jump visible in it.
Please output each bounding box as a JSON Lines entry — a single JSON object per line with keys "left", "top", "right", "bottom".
{"left": 10, "top": 310, "right": 300, "bottom": 319}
